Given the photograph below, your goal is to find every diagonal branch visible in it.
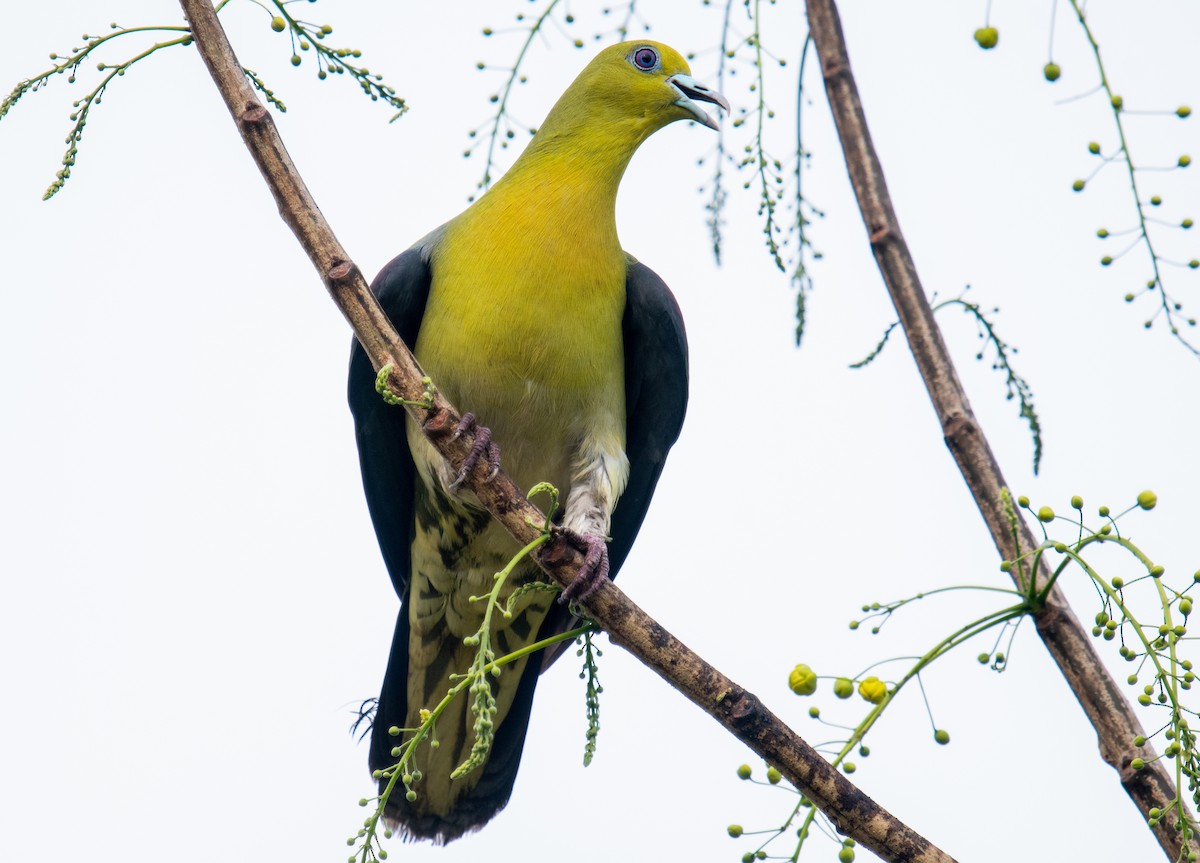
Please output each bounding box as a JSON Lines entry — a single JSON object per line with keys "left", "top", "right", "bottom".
{"left": 177, "top": 1, "right": 954, "bottom": 860}
{"left": 804, "top": 1, "right": 1192, "bottom": 859}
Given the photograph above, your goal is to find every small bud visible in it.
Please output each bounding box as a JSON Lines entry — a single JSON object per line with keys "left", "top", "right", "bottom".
{"left": 766, "top": 767, "right": 782, "bottom": 785}
{"left": 1088, "top": 142, "right": 1101, "bottom": 155}
{"left": 1097, "top": 228, "right": 1110, "bottom": 238}
{"left": 1071, "top": 495, "right": 1084, "bottom": 510}
{"left": 842, "top": 762, "right": 857, "bottom": 774}
{"left": 1179, "top": 106, "right": 1193, "bottom": 118}
{"left": 1183, "top": 218, "right": 1195, "bottom": 229}
{"left": 1037, "top": 506, "right": 1055, "bottom": 523}
{"left": 1112, "top": 576, "right": 1125, "bottom": 589}
{"left": 934, "top": 729, "right": 951, "bottom": 745}
{"left": 973, "top": 27, "right": 999, "bottom": 49}
{"left": 838, "top": 847, "right": 856, "bottom": 863}
{"left": 1072, "top": 179, "right": 1086, "bottom": 192}
{"left": 271, "top": 16, "right": 286, "bottom": 31}
{"left": 291, "top": 54, "right": 301, "bottom": 66}
{"left": 1043, "top": 62, "right": 1061, "bottom": 82}
{"left": 788, "top": 663, "right": 818, "bottom": 696}
{"left": 833, "top": 678, "right": 854, "bottom": 699}
{"left": 1111, "top": 94, "right": 1123, "bottom": 110}
{"left": 1137, "top": 490, "right": 1158, "bottom": 510}
{"left": 808, "top": 706, "right": 820, "bottom": 718}
{"left": 977, "top": 652, "right": 990, "bottom": 663}
{"left": 727, "top": 824, "right": 743, "bottom": 838}
{"left": 858, "top": 676, "right": 887, "bottom": 704}
{"left": 736, "top": 764, "right": 752, "bottom": 780}
{"left": 1018, "top": 495, "right": 1030, "bottom": 507}
{"left": 1181, "top": 155, "right": 1194, "bottom": 168}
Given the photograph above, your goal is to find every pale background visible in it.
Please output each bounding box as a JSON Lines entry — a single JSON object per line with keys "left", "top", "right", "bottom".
{"left": 2, "top": 2, "right": 1198, "bottom": 861}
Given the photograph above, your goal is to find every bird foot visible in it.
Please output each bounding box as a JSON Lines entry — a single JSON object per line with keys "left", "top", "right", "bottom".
{"left": 450, "top": 412, "right": 501, "bottom": 489}
{"left": 558, "top": 531, "right": 610, "bottom": 604}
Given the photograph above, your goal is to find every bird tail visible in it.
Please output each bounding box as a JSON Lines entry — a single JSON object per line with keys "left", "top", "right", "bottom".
{"left": 368, "top": 607, "right": 545, "bottom": 844}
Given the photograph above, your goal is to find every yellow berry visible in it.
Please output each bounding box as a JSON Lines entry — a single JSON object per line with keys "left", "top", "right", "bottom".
{"left": 974, "top": 27, "right": 999, "bottom": 49}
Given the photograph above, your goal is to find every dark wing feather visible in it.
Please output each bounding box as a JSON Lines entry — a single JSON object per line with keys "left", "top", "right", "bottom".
{"left": 539, "top": 258, "right": 689, "bottom": 668}
{"left": 347, "top": 247, "right": 433, "bottom": 599}
{"left": 607, "top": 259, "right": 689, "bottom": 576}
{"left": 347, "top": 246, "right": 432, "bottom": 789}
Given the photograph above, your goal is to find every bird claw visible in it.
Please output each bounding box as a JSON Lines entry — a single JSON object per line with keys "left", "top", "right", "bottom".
{"left": 558, "top": 531, "right": 610, "bottom": 604}
{"left": 450, "top": 412, "right": 502, "bottom": 489}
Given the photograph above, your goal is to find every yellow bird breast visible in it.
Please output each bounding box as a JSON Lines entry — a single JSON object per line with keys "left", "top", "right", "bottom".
{"left": 412, "top": 182, "right": 628, "bottom": 497}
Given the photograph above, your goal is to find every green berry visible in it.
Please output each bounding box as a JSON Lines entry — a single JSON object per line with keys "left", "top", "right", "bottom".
{"left": 934, "top": 729, "right": 951, "bottom": 745}
{"left": 978, "top": 652, "right": 990, "bottom": 663}
{"left": 291, "top": 54, "right": 301, "bottom": 66}
{"left": 839, "top": 847, "right": 856, "bottom": 863}
{"left": 1132, "top": 758, "right": 1146, "bottom": 770}
{"left": 1043, "top": 62, "right": 1061, "bottom": 82}
{"left": 843, "top": 762, "right": 857, "bottom": 774}
{"left": 788, "top": 663, "right": 818, "bottom": 696}
{"left": 1072, "top": 179, "right": 1086, "bottom": 192}
{"left": 1137, "top": 490, "right": 1158, "bottom": 510}
{"left": 1112, "top": 576, "right": 1125, "bottom": 589}
{"left": 1134, "top": 735, "right": 1146, "bottom": 746}
{"left": 728, "top": 824, "right": 743, "bottom": 838}
{"left": 974, "top": 27, "right": 999, "bottom": 49}
{"left": 1100, "top": 256, "right": 1113, "bottom": 266}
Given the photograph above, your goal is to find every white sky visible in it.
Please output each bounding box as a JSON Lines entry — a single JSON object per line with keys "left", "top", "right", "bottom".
{"left": 2, "top": 2, "right": 1198, "bottom": 861}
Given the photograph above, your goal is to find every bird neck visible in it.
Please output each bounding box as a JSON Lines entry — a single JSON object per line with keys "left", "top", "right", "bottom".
{"left": 491, "top": 108, "right": 659, "bottom": 228}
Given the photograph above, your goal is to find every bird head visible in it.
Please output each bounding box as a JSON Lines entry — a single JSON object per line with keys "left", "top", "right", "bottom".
{"left": 534, "top": 40, "right": 730, "bottom": 147}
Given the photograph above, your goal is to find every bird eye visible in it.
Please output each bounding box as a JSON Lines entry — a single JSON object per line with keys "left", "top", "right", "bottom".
{"left": 632, "top": 47, "right": 659, "bottom": 71}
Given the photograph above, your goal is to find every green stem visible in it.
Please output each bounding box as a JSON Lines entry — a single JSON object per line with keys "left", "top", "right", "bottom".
{"left": 1066, "top": 0, "right": 1198, "bottom": 356}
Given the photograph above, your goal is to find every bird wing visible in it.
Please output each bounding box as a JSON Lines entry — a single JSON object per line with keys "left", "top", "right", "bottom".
{"left": 538, "top": 257, "right": 689, "bottom": 668}
{"left": 347, "top": 244, "right": 435, "bottom": 600}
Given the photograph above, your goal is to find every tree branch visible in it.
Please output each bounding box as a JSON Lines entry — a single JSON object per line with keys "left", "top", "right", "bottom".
{"left": 177, "top": 1, "right": 955, "bottom": 860}
{"left": 804, "top": 1, "right": 1191, "bottom": 859}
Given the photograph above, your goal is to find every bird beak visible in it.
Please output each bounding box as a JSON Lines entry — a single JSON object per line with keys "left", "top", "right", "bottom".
{"left": 667, "top": 74, "right": 730, "bottom": 130}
